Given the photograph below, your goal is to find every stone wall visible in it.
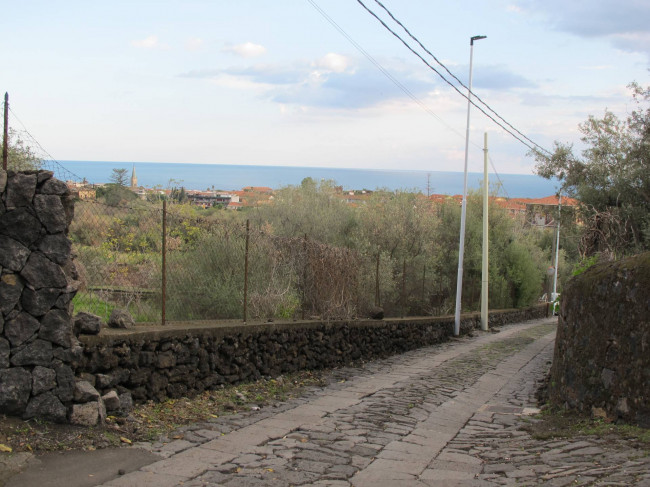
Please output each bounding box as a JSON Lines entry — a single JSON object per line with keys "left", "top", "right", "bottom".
{"left": 77, "top": 306, "right": 546, "bottom": 403}
{"left": 549, "top": 252, "right": 650, "bottom": 427}
{"left": 0, "top": 169, "right": 85, "bottom": 422}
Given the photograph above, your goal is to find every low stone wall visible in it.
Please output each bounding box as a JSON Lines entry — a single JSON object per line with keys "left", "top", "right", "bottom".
{"left": 549, "top": 252, "right": 650, "bottom": 427}
{"left": 77, "top": 306, "right": 546, "bottom": 403}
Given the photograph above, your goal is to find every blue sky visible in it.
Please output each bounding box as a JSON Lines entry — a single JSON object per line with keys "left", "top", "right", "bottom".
{"left": 3, "top": 0, "right": 648, "bottom": 175}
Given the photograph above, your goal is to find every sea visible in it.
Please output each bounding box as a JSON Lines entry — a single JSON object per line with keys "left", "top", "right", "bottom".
{"left": 50, "top": 160, "right": 560, "bottom": 199}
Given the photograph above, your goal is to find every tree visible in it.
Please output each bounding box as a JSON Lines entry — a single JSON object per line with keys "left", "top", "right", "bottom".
{"left": 532, "top": 82, "right": 650, "bottom": 257}
{"left": 110, "top": 168, "right": 129, "bottom": 186}
{"left": 4, "top": 129, "right": 41, "bottom": 170}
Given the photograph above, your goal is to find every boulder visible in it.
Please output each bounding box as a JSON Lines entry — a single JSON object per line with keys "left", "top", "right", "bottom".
{"left": 54, "top": 364, "right": 75, "bottom": 402}
{"left": 74, "top": 312, "right": 103, "bottom": 335}
{"left": 108, "top": 308, "right": 135, "bottom": 329}
{"left": 70, "top": 400, "right": 105, "bottom": 426}
{"left": 24, "top": 391, "right": 67, "bottom": 423}
{"left": 118, "top": 392, "right": 134, "bottom": 413}
{"left": 21, "top": 287, "right": 61, "bottom": 317}
{"left": 39, "top": 177, "right": 68, "bottom": 196}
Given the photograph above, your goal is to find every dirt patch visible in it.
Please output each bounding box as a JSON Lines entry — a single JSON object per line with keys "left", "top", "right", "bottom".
{"left": 0, "top": 370, "right": 329, "bottom": 454}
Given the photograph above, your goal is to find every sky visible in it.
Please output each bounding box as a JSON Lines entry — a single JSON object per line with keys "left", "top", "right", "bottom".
{"left": 3, "top": 0, "right": 649, "bottom": 175}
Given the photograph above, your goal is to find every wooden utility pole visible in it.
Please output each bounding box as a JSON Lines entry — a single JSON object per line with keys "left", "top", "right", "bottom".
{"left": 2, "top": 93, "right": 8, "bottom": 171}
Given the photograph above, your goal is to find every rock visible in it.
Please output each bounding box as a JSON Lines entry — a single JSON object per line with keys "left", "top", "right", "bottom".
{"left": 5, "top": 172, "right": 36, "bottom": 208}
{"left": 108, "top": 308, "right": 135, "bottom": 329}
{"left": 592, "top": 407, "right": 609, "bottom": 421}
{"left": 0, "top": 208, "right": 44, "bottom": 247}
{"left": 4, "top": 312, "right": 40, "bottom": 347}
{"left": 36, "top": 170, "right": 54, "bottom": 185}
{"left": 32, "top": 366, "right": 57, "bottom": 395}
{"left": 0, "top": 169, "right": 6, "bottom": 192}
{"left": 369, "top": 306, "right": 384, "bottom": 320}
{"left": 24, "top": 391, "right": 68, "bottom": 423}
{"left": 74, "top": 380, "right": 101, "bottom": 403}
{"left": 616, "top": 397, "right": 630, "bottom": 416}
{"left": 0, "top": 273, "right": 25, "bottom": 315}
{"left": 10, "top": 339, "right": 53, "bottom": 367}
{"left": 34, "top": 195, "right": 67, "bottom": 234}
{"left": 21, "top": 287, "right": 61, "bottom": 317}
{"left": 74, "top": 312, "right": 103, "bottom": 335}
{"left": 54, "top": 364, "right": 75, "bottom": 402}
{"left": 118, "top": 392, "right": 134, "bottom": 413}
{"left": 0, "top": 338, "right": 9, "bottom": 368}
{"left": 102, "top": 391, "right": 121, "bottom": 412}
{"left": 0, "top": 367, "right": 32, "bottom": 414}
{"left": 39, "top": 177, "right": 68, "bottom": 196}
{"left": 39, "top": 309, "right": 73, "bottom": 347}
{"left": 37, "top": 233, "right": 71, "bottom": 266}
{"left": 70, "top": 402, "right": 102, "bottom": 426}
{"left": 0, "top": 235, "right": 30, "bottom": 271}
{"left": 20, "top": 251, "right": 68, "bottom": 289}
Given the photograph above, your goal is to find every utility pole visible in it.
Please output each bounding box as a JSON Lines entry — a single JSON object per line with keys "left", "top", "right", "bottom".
{"left": 481, "top": 132, "right": 489, "bottom": 331}
{"left": 552, "top": 195, "right": 561, "bottom": 300}
{"left": 454, "top": 35, "right": 486, "bottom": 336}
{"left": 2, "top": 93, "right": 8, "bottom": 171}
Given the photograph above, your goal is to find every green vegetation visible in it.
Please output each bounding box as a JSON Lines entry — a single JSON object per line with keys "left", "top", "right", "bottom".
{"left": 69, "top": 175, "right": 576, "bottom": 323}
{"left": 533, "top": 82, "right": 650, "bottom": 259}
{"left": 4, "top": 128, "right": 42, "bottom": 170}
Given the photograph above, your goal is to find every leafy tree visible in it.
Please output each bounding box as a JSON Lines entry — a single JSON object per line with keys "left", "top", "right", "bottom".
{"left": 532, "top": 82, "right": 650, "bottom": 257}
{"left": 110, "top": 168, "right": 129, "bottom": 186}
{"left": 4, "top": 129, "right": 41, "bottom": 170}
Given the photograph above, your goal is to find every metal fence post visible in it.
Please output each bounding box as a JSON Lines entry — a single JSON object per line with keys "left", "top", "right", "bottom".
{"left": 243, "top": 219, "right": 249, "bottom": 323}
{"left": 302, "top": 233, "right": 307, "bottom": 320}
{"left": 161, "top": 200, "right": 167, "bottom": 325}
{"left": 375, "top": 252, "right": 380, "bottom": 307}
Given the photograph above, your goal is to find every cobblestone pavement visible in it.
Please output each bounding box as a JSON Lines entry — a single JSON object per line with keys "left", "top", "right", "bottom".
{"left": 99, "top": 318, "right": 650, "bottom": 487}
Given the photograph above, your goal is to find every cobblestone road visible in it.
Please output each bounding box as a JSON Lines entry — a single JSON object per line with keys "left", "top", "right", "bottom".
{"left": 99, "top": 318, "right": 650, "bottom": 486}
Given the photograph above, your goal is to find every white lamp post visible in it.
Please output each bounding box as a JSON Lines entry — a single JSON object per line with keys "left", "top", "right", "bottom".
{"left": 454, "top": 35, "right": 486, "bottom": 337}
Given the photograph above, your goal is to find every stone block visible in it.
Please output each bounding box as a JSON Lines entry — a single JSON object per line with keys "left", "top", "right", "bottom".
{"left": 0, "top": 367, "right": 32, "bottom": 414}
{"left": 0, "top": 207, "right": 44, "bottom": 247}
{"left": 32, "top": 365, "right": 57, "bottom": 395}
{"left": 37, "top": 233, "right": 71, "bottom": 266}
{"left": 24, "top": 391, "right": 67, "bottom": 423}
{"left": 11, "top": 339, "right": 53, "bottom": 367}
{"left": 6, "top": 172, "right": 36, "bottom": 208}
{"left": 4, "top": 312, "right": 40, "bottom": 347}
{"left": 108, "top": 308, "right": 135, "bottom": 329}
{"left": 0, "top": 273, "right": 24, "bottom": 315}
{"left": 0, "top": 338, "right": 9, "bottom": 368}
{"left": 39, "top": 309, "right": 73, "bottom": 347}
{"left": 21, "top": 287, "right": 61, "bottom": 317}
{"left": 70, "top": 401, "right": 101, "bottom": 426}
{"left": 0, "top": 235, "right": 30, "bottom": 271}
{"left": 34, "top": 194, "right": 67, "bottom": 233}
{"left": 55, "top": 364, "right": 75, "bottom": 402}
{"left": 74, "top": 379, "right": 101, "bottom": 402}
{"left": 102, "top": 390, "right": 121, "bottom": 412}
{"left": 20, "top": 251, "right": 68, "bottom": 289}
{"left": 74, "top": 312, "right": 102, "bottom": 335}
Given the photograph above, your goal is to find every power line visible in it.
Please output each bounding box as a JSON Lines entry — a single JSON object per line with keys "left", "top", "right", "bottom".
{"left": 305, "top": 0, "right": 466, "bottom": 141}
{"left": 355, "top": 0, "right": 551, "bottom": 155}
{"left": 307, "top": 0, "right": 516, "bottom": 199}
{"left": 8, "top": 107, "right": 84, "bottom": 183}
{"left": 370, "top": 0, "right": 550, "bottom": 155}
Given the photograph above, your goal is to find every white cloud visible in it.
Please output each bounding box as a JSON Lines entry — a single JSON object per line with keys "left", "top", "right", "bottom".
{"left": 185, "top": 37, "right": 204, "bottom": 51}
{"left": 315, "top": 53, "right": 353, "bottom": 73}
{"left": 223, "top": 42, "right": 267, "bottom": 58}
{"left": 131, "top": 35, "right": 160, "bottom": 49}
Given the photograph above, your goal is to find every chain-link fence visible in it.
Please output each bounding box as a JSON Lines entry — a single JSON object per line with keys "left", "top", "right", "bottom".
{"left": 69, "top": 197, "right": 457, "bottom": 324}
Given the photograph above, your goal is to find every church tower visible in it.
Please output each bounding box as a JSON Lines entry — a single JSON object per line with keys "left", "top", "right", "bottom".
{"left": 131, "top": 164, "right": 138, "bottom": 188}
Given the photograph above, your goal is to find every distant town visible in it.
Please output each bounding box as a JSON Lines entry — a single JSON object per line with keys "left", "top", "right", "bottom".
{"left": 65, "top": 165, "right": 576, "bottom": 228}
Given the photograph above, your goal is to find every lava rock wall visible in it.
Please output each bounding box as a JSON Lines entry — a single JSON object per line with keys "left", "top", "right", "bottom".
{"left": 549, "top": 252, "right": 650, "bottom": 427}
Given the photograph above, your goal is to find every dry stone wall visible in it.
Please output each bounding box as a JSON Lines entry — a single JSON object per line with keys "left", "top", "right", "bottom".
{"left": 0, "top": 169, "right": 89, "bottom": 422}
{"left": 76, "top": 306, "right": 546, "bottom": 403}
{"left": 549, "top": 252, "right": 650, "bottom": 427}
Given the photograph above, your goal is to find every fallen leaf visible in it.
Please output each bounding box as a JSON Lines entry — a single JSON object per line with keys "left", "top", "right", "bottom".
{"left": 120, "top": 437, "right": 132, "bottom": 445}
{"left": 0, "top": 444, "right": 12, "bottom": 453}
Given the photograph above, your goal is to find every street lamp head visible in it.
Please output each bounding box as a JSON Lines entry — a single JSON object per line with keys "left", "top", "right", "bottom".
{"left": 470, "top": 35, "right": 487, "bottom": 45}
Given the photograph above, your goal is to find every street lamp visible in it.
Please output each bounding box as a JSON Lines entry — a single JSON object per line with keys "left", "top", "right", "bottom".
{"left": 454, "top": 35, "right": 486, "bottom": 337}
